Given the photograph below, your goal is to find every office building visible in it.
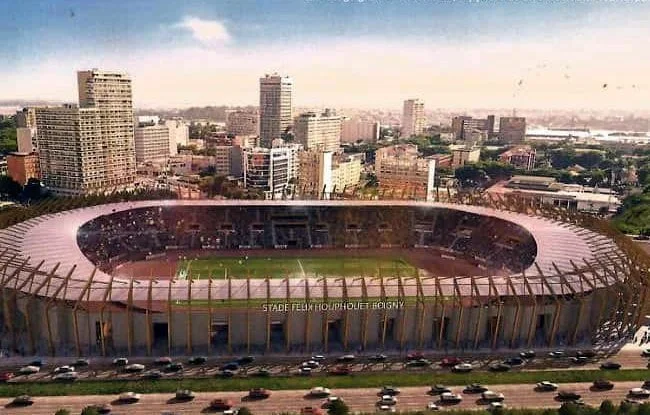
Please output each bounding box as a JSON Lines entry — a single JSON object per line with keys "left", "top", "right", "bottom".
{"left": 499, "top": 117, "right": 527, "bottom": 143}
{"left": 451, "top": 147, "right": 481, "bottom": 169}
{"left": 451, "top": 115, "right": 495, "bottom": 142}
{"left": 35, "top": 70, "right": 136, "bottom": 195}
{"left": 294, "top": 109, "right": 341, "bottom": 152}
{"left": 164, "top": 119, "right": 189, "bottom": 156}
{"left": 402, "top": 99, "right": 425, "bottom": 138}
{"left": 375, "top": 144, "right": 436, "bottom": 201}
{"left": 341, "top": 119, "right": 380, "bottom": 143}
{"left": 259, "top": 74, "right": 293, "bottom": 147}
{"left": 211, "top": 145, "right": 243, "bottom": 177}
{"left": 499, "top": 146, "right": 536, "bottom": 170}
{"left": 134, "top": 122, "right": 170, "bottom": 164}
{"left": 298, "top": 150, "right": 362, "bottom": 197}
{"left": 243, "top": 144, "right": 301, "bottom": 199}
{"left": 6, "top": 152, "right": 40, "bottom": 185}
{"left": 226, "top": 111, "right": 259, "bottom": 136}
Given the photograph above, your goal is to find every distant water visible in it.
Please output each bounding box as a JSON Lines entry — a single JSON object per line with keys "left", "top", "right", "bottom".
{"left": 527, "top": 128, "right": 650, "bottom": 143}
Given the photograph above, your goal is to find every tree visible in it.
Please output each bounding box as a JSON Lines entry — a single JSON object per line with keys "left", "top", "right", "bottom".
{"left": 80, "top": 407, "right": 100, "bottom": 415}
{"left": 455, "top": 165, "right": 487, "bottom": 187}
{"left": 54, "top": 410, "right": 71, "bottom": 415}
{"left": 365, "top": 173, "right": 379, "bottom": 188}
{"left": 327, "top": 398, "right": 349, "bottom": 415}
{"left": 0, "top": 175, "right": 23, "bottom": 198}
{"left": 558, "top": 402, "right": 580, "bottom": 415}
{"left": 238, "top": 407, "right": 253, "bottom": 415}
{"left": 639, "top": 402, "right": 650, "bottom": 415}
{"left": 599, "top": 400, "right": 615, "bottom": 415}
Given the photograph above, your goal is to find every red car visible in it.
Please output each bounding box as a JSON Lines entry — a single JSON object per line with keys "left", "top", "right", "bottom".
{"left": 0, "top": 372, "right": 14, "bottom": 382}
{"left": 329, "top": 366, "right": 351, "bottom": 376}
{"left": 407, "top": 352, "right": 425, "bottom": 360}
{"left": 440, "top": 357, "right": 461, "bottom": 367}
{"left": 210, "top": 398, "right": 234, "bottom": 410}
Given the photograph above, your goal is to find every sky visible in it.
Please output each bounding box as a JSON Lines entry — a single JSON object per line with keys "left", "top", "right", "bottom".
{"left": 1, "top": 0, "right": 650, "bottom": 110}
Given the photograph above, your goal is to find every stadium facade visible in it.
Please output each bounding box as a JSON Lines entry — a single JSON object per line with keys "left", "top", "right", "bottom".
{"left": 0, "top": 198, "right": 647, "bottom": 357}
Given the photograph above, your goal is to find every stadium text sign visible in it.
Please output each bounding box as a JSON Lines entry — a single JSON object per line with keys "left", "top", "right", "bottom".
{"left": 262, "top": 301, "right": 404, "bottom": 312}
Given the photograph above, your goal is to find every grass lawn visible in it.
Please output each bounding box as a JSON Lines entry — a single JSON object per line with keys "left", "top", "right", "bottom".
{"left": 2, "top": 368, "right": 650, "bottom": 397}
{"left": 180, "top": 256, "right": 419, "bottom": 279}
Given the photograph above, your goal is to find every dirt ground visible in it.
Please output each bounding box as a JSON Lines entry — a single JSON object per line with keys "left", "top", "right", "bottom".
{"left": 111, "top": 248, "right": 499, "bottom": 280}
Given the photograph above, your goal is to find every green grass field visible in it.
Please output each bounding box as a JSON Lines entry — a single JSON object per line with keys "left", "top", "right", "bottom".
{"left": 179, "top": 256, "right": 419, "bottom": 279}
{"left": 2, "top": 368, "right": 650, "bottom": 397}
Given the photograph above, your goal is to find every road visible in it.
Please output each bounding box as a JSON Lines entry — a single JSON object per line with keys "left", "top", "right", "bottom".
{"left": 2, "top": 381, "right": 650, "bottom": 414}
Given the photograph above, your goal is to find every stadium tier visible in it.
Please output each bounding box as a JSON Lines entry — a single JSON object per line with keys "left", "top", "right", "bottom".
{"left": 0, "top": 199, "right": 647, "bottom": 356}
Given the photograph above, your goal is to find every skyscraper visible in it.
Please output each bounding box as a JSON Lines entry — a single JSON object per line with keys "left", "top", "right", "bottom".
{"left": 402, "top": 99, "right": 425, "bottom": 138}
{"left": 35, "top": 70, "right": 136, "bottom": 195}
{"left": 259, "top": 74, "right": 293, "bottom": 148}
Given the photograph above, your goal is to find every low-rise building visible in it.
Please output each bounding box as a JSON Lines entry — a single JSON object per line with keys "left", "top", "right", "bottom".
{"left": 487, "top": 175, "right": 620, "bottom": 213}
{"left": 499, "top": 146, "right": 536, "bottom": 170}
{"left": 451, "top": 147, "right": 481, "bottom": 168}
{"left": 7, "top": 152, "right": 40, "bottom": 185}
{"left": 375, "top": 144, "right": 436, "bottom": 201}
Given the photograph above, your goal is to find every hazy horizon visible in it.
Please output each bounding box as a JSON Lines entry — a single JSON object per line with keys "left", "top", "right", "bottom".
{"left": 3, "top": 0, "right": 650, "bottom": 111}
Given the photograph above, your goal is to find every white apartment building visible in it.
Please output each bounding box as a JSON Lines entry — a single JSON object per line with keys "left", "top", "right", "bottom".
{"left": 402, "top": 99, "right": 425, "bottom": 138}
{"left": 16, "top": 127, "right": 36, "bottom": 153}
{"left": 243, "top": 143, "right": 301, "bottom": 199}
{"left": 165, "top": 119, "right": 189, "bottom": 156}
{"left": 298, "top": 150, "right": 363, "bottom": 197}
{"left": 294, "top": 109, "right": 341, "bottom": 152}
{"left": 134, "top": 123, "right": 170, "bottom": 163}
{"left": 375, "top": 144, "right": 436, "bottom": 201}
{"left": 341, "top": 118, "right": 380, "bottom": 143}
{"left": 259, "top": 74, "right": 292, "bottom": 147}
{"left": 226, "top": 110, "right": 259, "bottom": 136}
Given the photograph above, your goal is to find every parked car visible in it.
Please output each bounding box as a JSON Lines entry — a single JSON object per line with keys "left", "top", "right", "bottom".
{"left": 557, "top": 391, "right": 581, "bottom": 401}
{"left": 53, "top": 365, "right": 75, "bottom": 374}
{"left": 164, "top": 362, "right": 183, "bottom": 373}
{"left": 312, "top": 355, "right": 326, "bottom": 361}
{"left": 329, "top": 365, "right": 351, "bottom": 376}
{"left": 118, "top": 392, "right": 141, "bottom": 403}
{"left": 249, "top": 388, "right": 271, "bottom": 399}
{"left": 503, "top": 357, "right": 524, "bottom": 366}
{"left": 482, "top": 391, "right": 505, "bottom": 402}
{"left": 299, "top": 367, "right": 312, "bottom": 376}
{"left": 489, "top": 402, "right": 506, "bottom": 411}
{"left": 236, "top": 356, "right": 255, "bottom": 365}
{"left": 601, "top": 361, "right": 621, "bottom": 370}
{"left": 377, "top": 404, "right": 396, "bottom": 412}
{"left": 464, "top": 384, "right": 488, "bottom": 393}
{"left": 141, "top": 369, "right": 162, "bottom": 379}
{"left": 642, "top": 349, "right": 650, "bottom": 357}
{"left": 489, "top": 363, "right": 511, "bottom": 372}
{"left": 593, "top": 379, "right": 615, "bottom": 390}
{"left": 440, "top": 357, "right": 461, "bottom": 367}
{"left": 452, "top": 363, "right": 473, "bottom": 373}
{"left": 28, "top": 359, "right": 44, "bottom": 367}
{"left": 439, "top": 392, "right": 462, "bottom": 404}
{"left": 175, "top": 389, "right": 195, "bottom": 401}
{"left": 112, "top": 358, "right": 128, "bottom": 366}
{"left": 219, "top": 369, "right": 236, "bottom": 378}
{"left": 337, "top": 354, "right": 356, "bottom": 363}
{"left": 85, "top": 403, "right": 111, "bottom": 414}
{"left": 629, "top": 388, "right": 650, "bottom": 398}
{"left": 380, "top": 386, "right": 401, "bottom": 396}
{"left": 220, "top": 362, "right": 240, "bottom": 371}
{"left": 11, "top": 395, "right": 34, "bottom": 406}
{"left": 53, "top": 372, "right": 78, "bottom": 381}
{"left": 429, "top": 385, "right": 452, "bottom": 395}
{"left": 322, "top": 396, "right": 344, "bottom": 409}
{"left": 519, "top": 350, "right": 536, "bottom": 359}
{"left": 406, "top": 358, "right": 430, "bottom": 367}
{"left": 210, "top": 398, "right": 234, "bottom": 410}
{"left": 188, "top": 356, "right": 207, "bottom": 365}
{"left": 252, "top": 368, "right": 271, "bottom": 377}
{"left": 377, "top": 395, "right": 397, "bottom": 406}
{"left": 548, "top": 350, "right": 565, "bottom": 358}
{"left": 369, "top": 354, "right": 388, "bottom": 362}
{"left": 536, "top": 381, "right": 558, "bottom": 392}
{"left": 302, "top": 360, "right": 321, "bottom": 369}
{"left": 309, "top": 387, "right": 331, "bottom": 398}
{"left": 576, "top": 350, "right": 596, "bottom": 358}
{"left": 18, "top": 365, "right": 40, "bottom": 375}
{"left": 124, "top": 364, "right": 145, "bottom": 373}
{"left": 427, "top": 402, "right": 440, "bottom": 411}
{"left": 407, "top": 352, "right": 425, "bottom": 360}
{"left": 73, "top": 358, "right": 90, "bottom": 367}
{"left": 154, "top": 357, "right": 173, "bottom": 365}
{"left": 570, "top": 356, "right": 589, "bottom": 365}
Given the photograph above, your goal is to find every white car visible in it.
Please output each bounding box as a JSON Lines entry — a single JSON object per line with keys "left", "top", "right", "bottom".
{"left": 18, "top": 365, "right": 40, "bottom": 375}
{"left": 310, "top": 387, "right": 331, "bottom": 397}
{"left": 302, "top": 360, "right": 320, "bottom": 369}
{"left": 378, "top": 395, "right": 397, "bottom": 405}
{"left": 223, "top": 410, "right": 240, "bottom": 415}
{"left": 53, "top": 372, "right": 78, "bottom": 381}
{"left": 427, "top": 402, "right": 440, "bottom": 411}
{"left": 629, "top": 388, "right": 650, "bottom": 398}
{"left": 489, "top": 402, "right": 506, "bottom": 411}
{"left": 299, "top": 367, "right": 312, "bottom": 376}
{"left": 323, "top": 397, "right": 343, "bottom": 408}
{"left": 53, "top": 365, "right": 74, "bottom": 374}
{"left": 536, "top": 381, "right": 558, "bottom": 391}
{"left": 452, "top": 363, "right": 473, "bottom": 373}
{"left": 124, "top": 363, "right": 146, "bottom": 373}
{"left": 312, "top": 355, "right": 326, "bottom": 361}
{"left": 440, "top": 392, "right": 462, "bottom": 403}
{"left": 377, "top": 405, "right": 396, "bottom": 413}
{"left": 482, "top": 391, "right": 505, "bottom": 402}
{"left": 119, "top": 392, "right": 142, "bottom": 403}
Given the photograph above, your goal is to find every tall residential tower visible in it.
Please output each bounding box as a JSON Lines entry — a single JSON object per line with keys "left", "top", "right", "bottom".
{"left": 402, "top": 99, "right": 425, "bottom": 138}
{"left": 259, "top": 74, "right": 293, "bottom": 148}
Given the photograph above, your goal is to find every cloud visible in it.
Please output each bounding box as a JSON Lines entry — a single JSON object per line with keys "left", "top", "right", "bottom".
{"left": 174, "top": 16, "right": 230, "bottom": 46}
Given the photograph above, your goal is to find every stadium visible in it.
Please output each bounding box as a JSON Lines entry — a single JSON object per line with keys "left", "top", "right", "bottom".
{"left": 0, "top": 196, "right": 647, "bottom": 358}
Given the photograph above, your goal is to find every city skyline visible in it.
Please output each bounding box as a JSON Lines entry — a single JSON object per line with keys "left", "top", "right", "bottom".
{"left": 2, "top": 0, "right": 650, "bottom": 110}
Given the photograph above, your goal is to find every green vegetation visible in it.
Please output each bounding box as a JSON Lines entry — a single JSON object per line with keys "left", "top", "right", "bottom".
{"left": 613, "top": 192, "right": 650, "bottom": 235}
{"left": 0, "top": 117, "right": 18, "bottom": 153}
{"left": 3, "top": 368, "right": 650, "bottom": 397}
{"left": 181, "top": 256, "right": 418, "bottom": 278}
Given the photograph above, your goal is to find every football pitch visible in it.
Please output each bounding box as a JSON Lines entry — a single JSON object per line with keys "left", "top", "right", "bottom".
{"left": 178, "top": 256, "right": 419, "bottom": 279}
